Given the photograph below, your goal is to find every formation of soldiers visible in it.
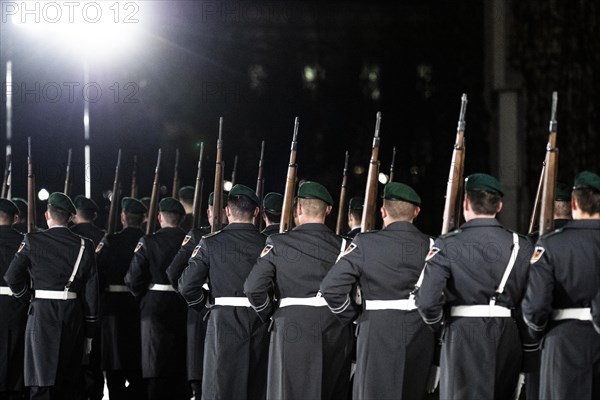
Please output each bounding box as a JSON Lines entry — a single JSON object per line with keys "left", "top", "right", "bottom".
{"left": 0, "top": 152, "right": 599, "bottom": 400}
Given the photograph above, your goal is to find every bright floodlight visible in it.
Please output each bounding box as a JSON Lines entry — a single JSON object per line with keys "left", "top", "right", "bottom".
{"left": 378, "top": 172, "right": 389, "bottom": 184}
{"left": 38, "top": 188, "right": 49, "bottom": 201}
{"left": 223, "top": 180, "right": 233, "bottom": 192}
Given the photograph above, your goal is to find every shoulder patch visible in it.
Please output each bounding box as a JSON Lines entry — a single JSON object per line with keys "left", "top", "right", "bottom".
{"left": 95, "top": 242, "right": 104, "bottom": 253}
{"left": 17, "top": 241, "right": 25, "bottom": 253}
{"left": 181, "top": 235, "right": 191, "bottom": 247}
{"left": 260, "top": 244, "right": 274, "bottom": 257}
{"left": 192, "top": 244, "right": 202, "bottom": 258}
{"left": 342, "top": 242, "right": 357, "bottom": 256}
{"left": 425, "top": 246, "right": 440, "bottom": 261}
{"left": 440, "top": 229, "right": 462, "bottom": 239}
{"left": 530, "top": 246, "right": 545, "bottom": 264}
{"left": 134, "top": 242, "right": 143, "bottom": 253}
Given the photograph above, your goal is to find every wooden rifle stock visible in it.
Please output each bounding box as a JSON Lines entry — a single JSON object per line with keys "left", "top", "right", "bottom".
{"left": 441, "top": 94, "right": 468, "bottom": 235}
{"left": 538, "top": 92, "right": 559, "bottom": 235}
{"left": 172, "top": 149, "right": 180, "bottom": 199}
{"left": 254, "top": 141, "right": 265, "bottom": 229}
{"left": 1, "top": 154, "right": 11, "bottom": 198}
{"left": 361, "top": 112, "right": 382, "bottom": 232}
{"left": 63, "top": 148, "right": 72, "bottom": 197}
{"left": 389, "top": 146, "right": 396, "bottom": 183}
{"left": 211, "top": 118, "right": 225, "bottom": 232}
{"left": 27, "top": 138, "right": 35, "bottom": 233}
{"left": 192, "top": 143, "right": 205, "bottom": 229}
{"left": 280, "top": 118, "right": 299, "bottom": 233}
{"left": 146, "top": 149, "right": 162, "bottom": 235}
{"left": 107, "top": 149, "right": 122, "bottom": 235}
{"left": 528, "top": 165, "right": 545, "bottom": 234}
{"left": 335, "top": 151, "right": 349, "bottom": 235}
{"left": 131, "top": 155, "right": 138, "bottom": 198}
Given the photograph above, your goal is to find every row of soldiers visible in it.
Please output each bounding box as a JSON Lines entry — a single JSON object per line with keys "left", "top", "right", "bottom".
{"left": 0, "top": 168, "right": 599, "bottom": 400}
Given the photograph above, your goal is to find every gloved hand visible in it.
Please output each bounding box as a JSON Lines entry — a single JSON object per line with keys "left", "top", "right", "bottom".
{"left": 84, "top": 337, "right": 93, "bottom": 355}
{"left": 426, "top": 365, "right": 440, "bottom": 393}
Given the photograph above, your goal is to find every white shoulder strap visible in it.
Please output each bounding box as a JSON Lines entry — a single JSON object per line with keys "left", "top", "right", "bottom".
{"left": 490, "top": 233, "right": 520, "bottom": 306}
{"left": 409, "top": 238, "right": 435, "bottom": 302}
{"left": 63, "top": 238, "right": 86, "bottom": 300}
{"left": 335, "top": 238, "right": 348, "bottom": 263}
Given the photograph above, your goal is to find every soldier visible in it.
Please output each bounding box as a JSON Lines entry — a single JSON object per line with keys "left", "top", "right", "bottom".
{"left": 320, "top": 182, "right": 434, "bottom": 399}
{"left": 346, "top": 197, "right": 363, "bottom": 238}
{"left": 165, "top": 191, "right": 226, "bottom": 398}
{"left": 124, "top": 197, "right": 188, "bottom": 400}
{"left": 260, "top": 192, "right": 283, "bottom": 236}
{"left": 10, "top": 197, "right": 28, "bottom": 234}
{"left": 96, "top": 197, "right": 147, "bottom": 400}
{"left": 177, "top": 186, "right": 194, "bottom": 233}
{"left": 4, "top": 192, "right": 98, "bottom": 400}
{"left": 0, "top": 199, "right": 26, "bottom": 400}
{"left": 416, "top": 173, "right": 532, "bottom": 400}
{"left": 178, "top": 184, "right": 269, "bottom": 399}
{"left": 70, "top": 195, "right": 104, "bottom": 400}
{"left": 522, "top": 171, "right": 600, "bottom": 399}
{"left": 244, "top": 181, "right": 353, "bottom": 400}
{"left": 553, "top": 182, "right": 573, "bottom": 228}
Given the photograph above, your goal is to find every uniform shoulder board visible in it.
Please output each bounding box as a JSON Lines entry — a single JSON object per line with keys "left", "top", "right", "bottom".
{"left": 530, "top": 246, "right": 545, "bottom": 264}
{"left": 202, "top": 230, "right": 222, "bottom": 239}
{"left": 542, "top": 227, "right": 564, "bottom": 239}
{"left": 440, "top": 228, "right": 462, "bottom": 239}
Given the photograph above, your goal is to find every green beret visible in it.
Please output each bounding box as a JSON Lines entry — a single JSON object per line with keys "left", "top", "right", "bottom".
{"left": 159, "top": 197, "right": 185, "bottom": 215}
{"left": 178, "top": 186, "right": 194, "bottom": 201}
{"left": 73, "top": 195, "right": 99, "bottom": 212}
{"left": 348, "top": 197, "right": 364, "bottom": 211}
{"left": 465, "top": 173, "right": 504, "bottom": 197}
{"left": 48, "top": 192, "right": 76, "bottom": 215}
{"left": 140, "top": 197, "right": 151, "bottom": 209}
{"left": 383, "top": 182, "right": 421, "bottom": 205}
{"left": 263, "top": 192, "right": 283, "bottom": 213}
{"left": 208, "top": 192, "right": 228, "bottom": 208}
{"left": 0, "top": 198, "right": 19, "bottom": 215}
{"left": 121, "top": 197, "right": 147, "bottom": 214}
{"left": 229, "top": 184, "right": 259, "bottom": 206}
{"left": 555, "top": 182, "right": 572, "bottom": 201}
{"left": 11, "top": 197, "right": 28, "bottom": 215}
{"left": 297, "top": 181, "right": 333, "bottom": 205}
{"left": 573, "top": 171, "right": 600, "bottom": 193}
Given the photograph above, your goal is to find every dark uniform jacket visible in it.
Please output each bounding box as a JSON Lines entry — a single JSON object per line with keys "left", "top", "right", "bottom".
{"left": 260, "top": 223, "right": 280, "bottom": 236}
{"left": 96, "top": 227, "right": 144, "bottom": 371}
{"left": 522, "top": 220, "right": 600, "bottom": 400}
{"left": 416, "top": 218, "right": 532, "bottom": 400}
{"left": 165, "top": 226, "right": 210, "bottom": 382}
{"left": 179, "top": 223, "right": 269, "bottom": 399}
{"left": 0, "top": 225, "right": 25, "bottom": 392}
{"left": 321, "top": 221, "right": 435, "bottom": 400}
{"left": 71, "top": 222, "right": 105, "bottom": 246}
{"left": 346, "top": 226, "right": 360, "bottom": 239}
{"left": 4, "top": 226, "right": 98, "bottom": 387}
{"left": 124, "top": 227, "right": 187, "bottom": 379}
{"left": 244, "top": 223, "right": 353, "bottom": 400}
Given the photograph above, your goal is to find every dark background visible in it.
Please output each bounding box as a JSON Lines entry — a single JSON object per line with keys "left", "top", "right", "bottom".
{"left": 1, "top": 0, "right": 598, "bottom": 234}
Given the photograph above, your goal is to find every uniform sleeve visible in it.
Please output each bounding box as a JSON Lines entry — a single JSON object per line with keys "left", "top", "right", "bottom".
{"left": 124, "top": 237, "right": 151, "bottom": 297}
{"left": 178, "top": 238, "right": 209, "bottom": 311}
{"left": 4, "top": 236, "right": 32, "bottom": 305}
{"left": 521, "top": 239, "right": 555, "bottom": 340}
{"left": 244, "top": 237, "right": 277, "bottom": 322}
{"left": 416, "top": 238, "right": 450, "bottom": 331}
{"left": 82, "top": 240, "right": 99, "bottom": 338}
{"left": 167, "top": 233, "right": 196, "bottom": 289}
{"left": 320, "top": 237, "right": 362, "bottom": 324}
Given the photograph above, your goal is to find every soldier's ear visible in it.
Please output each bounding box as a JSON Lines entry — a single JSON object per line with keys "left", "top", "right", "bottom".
{"left": 325, "top": 205, "right": 332, "bottom": 216}
{"left": 380, "top": 207, "right": 387, "bottom": 219}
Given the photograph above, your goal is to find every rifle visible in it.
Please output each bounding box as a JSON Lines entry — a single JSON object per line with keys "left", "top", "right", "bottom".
{"left": 335, "top": 151, "right": 349, "bottom": 235}
{"left": 211, "top": 117, "right": 225, "bottom": 232}
{"left": 231, "top": 155, "right": 238, "bottom": 187}
{"left": 27, "top": 138, "right": 35, "bottom": 233}
{"left": 389, "top": 146, "right": 397, "bottom": 183}
{"left": 254, "top": 140, "right": 265, "bottom": 229}
{"left": 107, "top": 149, "right": 122, "bottom": 235}
{"left": 1, "top": 153, "right": 11, "bottom": 198}
{"left": 63, "top": 148, "right": 72, "bottom": 197}
{"left": 131, "top": 155, "right": 138, "bottom": 198}
{"left": 360, "top": 112, "right": 382, "bottom": 232}
{"left": 280, "top": 117, "right": 299, "bottom": 233}
{"left": 441, "top": 94, "right": 468, "bottom": 235}
{"left": 192, "top": 142, "right": 205, "bottom": 229}
{"left": 146, "top": 149, "right": 162, "bottom": 235}
{"left": 538, "top": 92, "right": 559, "bottom": 235}
{"left": 172, "top": 149, "right": 180, "bottom": 199}
{"left": 528, "top": 166, "right": 545, "bottom": 234}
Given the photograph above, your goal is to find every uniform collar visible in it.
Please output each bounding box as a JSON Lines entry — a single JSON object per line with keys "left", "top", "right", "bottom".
{"left": 460, "top": 217, "right": 503, "bottom": 229}
{"left": 293, "top": 222, "right": 332, "bottom": 233}
{"left": 562, "top": 219, "right": 600, "bottom": 229}
{"left": 384, "top": 220, "right": 421, "bottom": 232}
{"left": 223, "top": 223, "right": 258, "bottom": 231}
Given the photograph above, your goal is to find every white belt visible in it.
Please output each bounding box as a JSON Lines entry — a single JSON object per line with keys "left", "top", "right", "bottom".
{"left": 279, "top": 297, "right": 328, "bottom": 308}
{"left": 214, "top": 297, "right": 252, "bottom": 307}
{"left": 552, "top": 308, "right": 592, "bottom": 321}
{"left": 148, "top": 283, "right": 176, "bottom": 292}
{"left": 451, "top": 305, "right": 511, "bottom": 317}
{"left": 364, "top": 299, "right": 417, "bottom": 311}
{"left": 35, "top": 290, "right": 77, "bottom": 300}
{"left": 106, "top": 285, "right": 129, "bottom": 293}
{"left": 0, "top": 286, "right": 13, "bottom": 296}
